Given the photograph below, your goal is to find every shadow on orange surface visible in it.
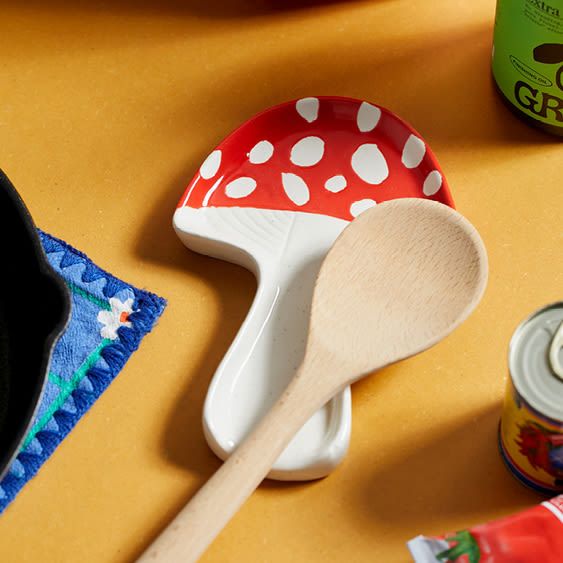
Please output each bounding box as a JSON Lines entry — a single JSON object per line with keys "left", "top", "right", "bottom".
{"left": 129, "top": 165, "right": 258, "bottom": 559}
{"left": 355, "top": 402, "right": 541, "bottom": 532}
{"left": 0, "top": 1, "right": 556, "bottom": 151}
{"left": 0, "top": 0, "right": 371, "bottom": 18}
{"left": 134, "top": 166, "right": 254, "bottom": 468}
{"left": 184, "top": 25, "right": 556, "bottom": 151}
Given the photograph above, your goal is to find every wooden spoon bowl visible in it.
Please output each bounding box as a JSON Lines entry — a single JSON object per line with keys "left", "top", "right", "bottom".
{"left": 310, "top": 198, "right": 487, "bottom": 385}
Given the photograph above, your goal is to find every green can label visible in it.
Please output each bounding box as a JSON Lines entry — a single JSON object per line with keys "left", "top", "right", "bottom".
{"left": 492, "top": 0, "right": 563, "bottom": 131}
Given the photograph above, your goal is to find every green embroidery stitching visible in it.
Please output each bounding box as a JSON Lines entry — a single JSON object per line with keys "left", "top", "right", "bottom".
{"left": 21, "top": 280, "right": 114, "bottom": 450}
{"left": 66, "top": 281, "right": 111, "bottom": 310}
{"left": 49, "top": 373, "right": 65, "bottom": 388}
{"left": 22, "top": 339, "right": 112, "bottom": 449}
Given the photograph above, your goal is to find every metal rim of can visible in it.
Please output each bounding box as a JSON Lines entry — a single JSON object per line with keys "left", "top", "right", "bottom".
{"left": 508, "top": 301, "right": 563, "bottom": 425}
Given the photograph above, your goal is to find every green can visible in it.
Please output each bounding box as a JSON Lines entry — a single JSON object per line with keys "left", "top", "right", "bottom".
{"left": 492, "top": 0, "right": 563, "bottom": 136}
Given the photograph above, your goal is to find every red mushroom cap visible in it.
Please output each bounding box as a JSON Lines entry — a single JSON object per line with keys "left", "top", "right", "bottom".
{"left": 178, "top": 96, "right": 454, "bottom": 220}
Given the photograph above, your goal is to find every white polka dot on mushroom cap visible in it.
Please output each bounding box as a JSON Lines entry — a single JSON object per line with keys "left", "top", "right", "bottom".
{"left": 351, "top": 144, "right": 389, "bottom": 185}
{"left": 296, "top": 97, "right": 319, "bottom": 123}
{"left": 401, "top": 134, "right": 426, "bottom": 169}
{"left": 225, "top": 177, "right": 257, "bottom": 199}
{"left": 200, "top": 150, "right": 221, "bottom": 180}
{"left": 290, "top": 136, "right": 325, "bottom": 167}
{"left": 248, "top": 140, "right": 274, "bottom": 164}
{"left": 357, "top": 102, "right": 381, "bottom": 132}
{"left": 423, "top": 170, "right": 442, "bottom": 196}
{"left": 202, "top": 175, "right": 225, "bottom": 207}
{"left": 350, "top": 199, "right": 377, "bottom": 217}
{"left": 324, "top": 175, "right": 347, "bottom": 193}
{"left": 281, "top": 172, "right": 310, "bottom": 206}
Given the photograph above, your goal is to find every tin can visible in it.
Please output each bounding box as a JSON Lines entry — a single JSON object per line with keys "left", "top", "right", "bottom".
{"left": 499, "top": 302, "right": 563, "bottom": 494}
{"left": 492, "top": 0, "right": 563, "bottom": 136}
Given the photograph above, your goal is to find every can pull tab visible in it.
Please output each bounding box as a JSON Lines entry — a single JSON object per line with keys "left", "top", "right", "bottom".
{"left": 549, "top": 321, "right": 563, "bottom": 381}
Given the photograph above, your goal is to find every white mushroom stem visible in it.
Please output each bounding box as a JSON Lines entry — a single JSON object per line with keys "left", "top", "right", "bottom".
{"left": 173, "top": 205, "right": 352, "bottom": 480}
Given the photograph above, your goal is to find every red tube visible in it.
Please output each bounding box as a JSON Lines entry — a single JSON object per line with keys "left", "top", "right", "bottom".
{"left": 408, "top": 495, "right": 563, "bottom": 562}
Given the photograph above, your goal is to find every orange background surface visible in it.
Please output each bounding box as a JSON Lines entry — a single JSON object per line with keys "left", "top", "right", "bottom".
{"left": 0, "top": 0, "right": 562, "bottom": 561}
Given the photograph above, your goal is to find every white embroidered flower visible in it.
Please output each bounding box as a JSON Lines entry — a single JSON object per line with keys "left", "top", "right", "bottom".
{"left": 97, "top": 297, "right": 134, "bottom": 340}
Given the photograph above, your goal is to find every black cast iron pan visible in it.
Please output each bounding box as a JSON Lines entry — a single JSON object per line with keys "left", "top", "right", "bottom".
{"left": 0, "top": 171, "right": 70, "bottom": 481}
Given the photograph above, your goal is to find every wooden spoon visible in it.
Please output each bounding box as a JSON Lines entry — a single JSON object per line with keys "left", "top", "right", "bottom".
{"left": 138, "top": 198, "right": 488, "bottom": 562}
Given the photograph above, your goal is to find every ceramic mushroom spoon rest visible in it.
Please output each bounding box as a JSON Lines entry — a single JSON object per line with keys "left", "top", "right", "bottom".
{"left": 142, "top": 199, "right": 488, "bottom": 562}
{"left": 174, "top": 96, "right": 454, "bottom": 480}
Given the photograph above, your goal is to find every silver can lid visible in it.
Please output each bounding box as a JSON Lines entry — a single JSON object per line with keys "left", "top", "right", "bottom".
{"left": 509, "top": 302, "right": 563, "bottom": 423}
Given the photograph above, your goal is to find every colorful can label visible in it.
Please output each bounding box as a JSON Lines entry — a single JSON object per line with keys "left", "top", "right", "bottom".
{"left": 500, "top": 379, "right": 563, "bottom": 493}
{"left": 499, "top": 303, "right": 563, "bottom": 493}
{"left": 492, "top": 0, "right": 563, "bottom": 134}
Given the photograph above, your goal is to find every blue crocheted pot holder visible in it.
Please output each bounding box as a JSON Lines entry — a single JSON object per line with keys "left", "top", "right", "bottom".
{"left": 0, "top": 232, "right": 166, "bottom": 513}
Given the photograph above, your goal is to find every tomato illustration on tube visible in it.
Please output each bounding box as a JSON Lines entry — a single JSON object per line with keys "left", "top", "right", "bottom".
{"left": 408, "top": 496, "right": 563, "bottom": 562}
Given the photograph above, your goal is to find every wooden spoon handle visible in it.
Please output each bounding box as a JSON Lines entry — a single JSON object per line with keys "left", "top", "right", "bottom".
{"left": 137, "top": 367, "right": 332, "bottom": 562}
